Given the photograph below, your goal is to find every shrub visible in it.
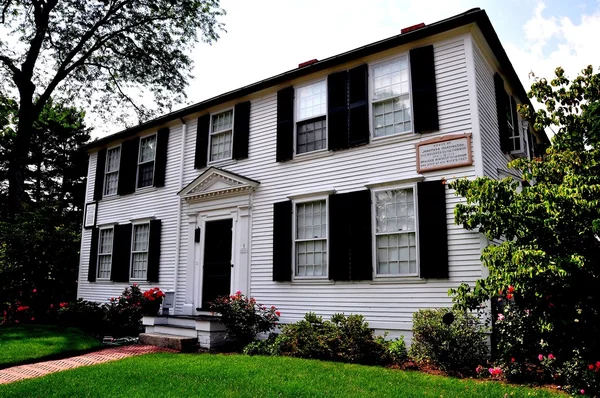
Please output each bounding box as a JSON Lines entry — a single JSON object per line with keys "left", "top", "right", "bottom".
{"left": 242, "top": 333, "right": 281, "bottom": 356}
{"left": 210, "top": 291, "right": 279, "bottom": 350}
{"left": 277, "top": 313, "right": 390, "bottom": 366}
{"left": 386, "top": 336, "right": 408, "bottom": 365}
{"left": 409, "top": 308, "right": 488, "bottom": 375}
{"left": 57, "top": 299, "right": 105, "bottom": 333}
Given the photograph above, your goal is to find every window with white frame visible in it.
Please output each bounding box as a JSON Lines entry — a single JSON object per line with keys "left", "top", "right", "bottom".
{"left": 210, "top": 110, "right": 234, "bottom": 162}
{"left": 131, "top": 223, "right": 150, "bottom": 279}
{"left": 374, "top": 187, "right": 417, "bottom": 276}
{"left": 506, "top": 96, "right": 522, "bottom": 152}
{"left": 372, "top": 55, "right": 411, "bottom": 138}
{"left": 137, "top": 135, "right": 156, "bottom": 188}
{"left": 295, "top": 200, "right": 328, "bottom": 277}
{"left": 104, "top": 146, "right": 121, "bottom": 196}
{"left": 97, "top": 227, "right": 114, "bottom": 280}
{"left": 296, "top": 80, "right": 327, "bottom": 154}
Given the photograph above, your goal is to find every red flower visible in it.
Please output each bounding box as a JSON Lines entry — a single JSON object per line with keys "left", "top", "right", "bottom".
{"left": 589, "top": 364, "right": 595, "bottom": 370}
{"left": 17, "top": 305, "right": 29, "bottom": 312}
{"left": 511, "top": 358, "right": 515, "bottom": 363}
{"left": 498, "top": 289, "right": 503, "bottom": 295}
{"left": 547, "top": 354, "right": 555, "bottom": 360}
{"left": 59, "top": 302, "right": 68, "bottom": 308}
{"left": 595, "top": 361, "right": 600, "bottom": 369}
{"left": 548, "top": 302, "right": 554, "bottom": 308}
{"left": 30, "top": 317, "right": 35, "bottom": 321}
{"left": 506, "top": 293, "right": 513, "bottom": 300}
{"left": 235, "top": 290, "right": 241, "bottom": 295}
{"left": 507, "top": 285, "right": 514, "bottom": 293}
{"left": 275, "top": 311, "right": 281, "bottom": 317}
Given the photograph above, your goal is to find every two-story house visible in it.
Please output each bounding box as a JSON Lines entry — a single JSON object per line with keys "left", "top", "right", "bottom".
{"left": 78, "top": 8, "right": 548, "bottom": 345}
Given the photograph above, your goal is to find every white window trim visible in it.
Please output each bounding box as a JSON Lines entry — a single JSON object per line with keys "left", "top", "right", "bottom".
{"left": 129, "top": 221, "right": 150, "bottom": 281}
{"left": 103, "top": 144, "right": 121, "bottom": 198}
{"left": 293, "top": 79, "right": 329, "bottom": 157}
{"left": 208, "top": 107, "right": 235, "bottom": 164}
{"left": 136, "top": 133, "right": 157, "bottom": 190}
{"left": 369, "top": 52, "right": 415, "bottom": 141}
{"left": 97, "top": 226, "right": 115, "bottom": 281}
{"left": 371, "top": 182, "right": 420, "bottom": 279}
{"left": 292, "top": 195, "right": 329, "bottom": 280}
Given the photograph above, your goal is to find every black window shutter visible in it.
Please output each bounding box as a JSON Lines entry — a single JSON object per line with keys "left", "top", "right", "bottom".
{"left": 153, "top": 128, "right": 170, "bottom": 188}
{"left": 93, "top": 149, "right": 106, "bottom": 201}
{"left": 417, "top": 180, "right": 448, "bottom": 279}
{"left": 117, "top": 137, "right": 140, "bottom": 196}
{"left": 88, "top": 228, "right": 99, "bottom": 282}
{"left": 494, "top": 73, "right": 510, "bottom": 152}
{"left": 328, "top": 70, "right": 349, "bottom": 151}
{"left": 273, "top": 200, "right": 292, "bottom": 281}
{"left": 276, "top": 87, "right": 294, "bottom": 162}
{"left": 112, "top": 223, "right": 132, "bottom": 282}
{"left": 147, "top": 220, "right": 161, "bottom": 283}
{"left": 348, "top": 64, "right": 370, "bottom": 146}
{"left": 329, "top": 190, "right": 372, "bottom": 281}
{"left": 410, "top": 45, "right": 439, "bottom": 133}
{"left": 194, "top": 114, "right": 210, "bottom": 169}
{"left": 232, "top": 101, "right": 251, "bottom": 160}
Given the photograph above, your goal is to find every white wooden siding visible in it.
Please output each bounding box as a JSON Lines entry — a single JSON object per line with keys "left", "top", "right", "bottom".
{"left": 78, "top": 125, "right": 184, "bottom": 302}
{"left": 80, "top": 33, "right": 483, "bottom": 331}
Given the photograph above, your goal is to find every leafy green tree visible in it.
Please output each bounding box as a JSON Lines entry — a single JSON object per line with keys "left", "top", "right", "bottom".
{"left": 0, "top": 0, "right": 225, "bottom": 215}
{"left": 0, "top": 96, "right": 91, "bottom": 320}
{"left": 450, "top": 66, "right": 600, "bottom": 392}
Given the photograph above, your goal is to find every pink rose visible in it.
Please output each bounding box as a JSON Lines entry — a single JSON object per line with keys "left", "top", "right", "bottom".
{"left": 497, "top": 313, "right": 505, "bottom": 321}
{"left": 538, "top": 354, "right": 544, "bottom": 361}
{"left": 548, "top": 354, "right": 555, "bottom": 360}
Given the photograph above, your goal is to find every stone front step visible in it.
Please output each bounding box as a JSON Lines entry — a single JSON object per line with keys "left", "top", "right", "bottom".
{"left": 142, "top": 316, "right": 227, "bottom": 350}
{"left": 139, "top": 333, "right": 198, "bottom": 352}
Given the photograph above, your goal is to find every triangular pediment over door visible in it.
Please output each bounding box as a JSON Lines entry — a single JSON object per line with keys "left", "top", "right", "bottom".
{"left": 178, "top": 167, "right": 260, "bottom": 203}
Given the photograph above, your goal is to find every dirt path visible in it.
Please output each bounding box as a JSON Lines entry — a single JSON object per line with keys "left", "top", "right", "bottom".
{"left": 0, "top": 344, "right": 175, "bottom": 385}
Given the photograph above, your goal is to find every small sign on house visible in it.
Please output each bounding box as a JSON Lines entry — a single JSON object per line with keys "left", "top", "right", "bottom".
{"left": 415, "top": 133, "right": 473, "bottom": 173}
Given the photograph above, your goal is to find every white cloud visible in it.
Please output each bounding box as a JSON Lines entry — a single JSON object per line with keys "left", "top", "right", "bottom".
{"left": 505, "top": 1, "right": 600, "bottom": 95}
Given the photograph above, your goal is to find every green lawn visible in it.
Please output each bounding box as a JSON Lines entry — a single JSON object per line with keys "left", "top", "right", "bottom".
{"left": 0, "top": 353, "right": 563, "bottom": 397}
{"left": 0, "top": 324, "right": 102, "bottom": 368}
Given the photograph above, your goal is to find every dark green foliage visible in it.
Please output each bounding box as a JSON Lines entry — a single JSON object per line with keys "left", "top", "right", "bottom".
{"left": 242, "top": 333, "right": 281, "bottom": 357}
{"left": 385, "top": 336, "right": 408, "bottom": 365}
{"left": 409, "top": 308, "right": 488, "bottom": 375}
{"left": 449, "top": 65, "right": 600, "bottom": 395}
{"left": 56, "top": 299, "right": 105, "bottom": 333}
{"left": 276, "top": 313, "right": 390, "bottom": 366}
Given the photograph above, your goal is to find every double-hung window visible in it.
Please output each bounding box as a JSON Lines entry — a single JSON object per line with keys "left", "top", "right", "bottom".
{"left": 294, "top": 200, "right": 328, "bottom": 277}
{"left": 97, "top": 227, "right": 114, "bottom": 280}
{"left": 374, "top": 187, "right": 418, "bottom": 276}
{"left": 137, "top": 135, "right": 156, "bottom": 188}
{"left": 131, "top": 223, "right": 150, "bottom": 280}
{"left": 104, "top": 146, "right": 121, "bottom": 196}
{"left": 210, "top": 110, "right": 234, "bottom": 162}
{"left": 372, "top": 55, "right": 411, "bottom": 138}
{"left": 296, "top": 80, "right": 327, "bottom": 154}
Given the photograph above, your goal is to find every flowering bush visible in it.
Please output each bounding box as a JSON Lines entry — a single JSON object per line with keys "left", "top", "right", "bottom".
{"left": 210, "top": 291, "right": 279, "bottom": 350}
{"left": 57, "top": 298, "right": 105, "bottom": 332}
{"left": 1, "top": 301, "right": 34, "bottom": 325}
{"left": 141, "top": 287, "right": 165, "bottom": 315}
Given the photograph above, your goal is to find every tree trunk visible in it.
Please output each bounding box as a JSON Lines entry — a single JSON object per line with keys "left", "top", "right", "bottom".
{"left": 8, "top": 83, "right": 36, "bottom": 218}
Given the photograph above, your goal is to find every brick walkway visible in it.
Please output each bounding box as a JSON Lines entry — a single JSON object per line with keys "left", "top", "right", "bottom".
{"left": 0, "top": 345, "right": 175, "bottom": 385}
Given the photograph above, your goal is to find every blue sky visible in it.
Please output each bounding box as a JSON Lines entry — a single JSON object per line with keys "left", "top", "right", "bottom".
{"left": 95, "top": 0, "right": 600, "bottom": 136}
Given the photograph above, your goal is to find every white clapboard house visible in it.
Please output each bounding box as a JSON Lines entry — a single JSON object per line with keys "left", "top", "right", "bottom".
{"left": 78, "top": 8, "right": 548, "bottom": 346}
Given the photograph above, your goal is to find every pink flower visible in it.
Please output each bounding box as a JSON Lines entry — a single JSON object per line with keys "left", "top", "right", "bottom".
{"left": 49, "top": 304, "right": 54, "bottom": 309}
{"left": 511, "top": 358, "right": 515, "bottom": 363}
{"left": 497, "top": 313, "right": 505, "bottom": 321}
{"left": 30, "top": 317, "right": 34, "bottom": 321}
{"left": 580, "top": 389, "right": 585, "bottom": 395}
{"left": 235, "top": 290, "right": 241, "bottom": 295}
{"left": 548, "top": 354, "right": 555, "bottom": 360}
{"left": 32, "top": 288, "right": 37, "bottom": 293}
{"left": 488, "top": 367, "right": 502, "bottom": 376}
{"left": 538, "top": 354, "right": 544, "bottom": 361}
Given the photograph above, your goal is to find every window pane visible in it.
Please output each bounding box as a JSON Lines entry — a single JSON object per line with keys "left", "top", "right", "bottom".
{"left": 375, "top": 188, "right": 415, "bottom": 233}
{"left": 139, "top": 136, "right": 156, "bottom": 163}
{"left": 99, "top": 229, "right": 114, "bottom": 254}
{"left": 137, "top": 162, "right": 154, "bottom": 188}
{"left": 373, "top": 96, "right": 411, "bottom": 137}
{"left": 210, "top": 130, "right": 233, "bottom": 161}
{"left": 297, "top": 81, "right": 326, "bottom": 120}
{"left": 104, "top": 171, "right": 119, "bottom": 195}
{"left": 212, "top": 110, "right": 233, "bottom": 133}
{"left": 297, "top": 117, "right": 326, "bottom": 154}
{"left": 133, "top": 224, "right": 150, "bottom": 252}
{"left": 376, "top": 232, "right": 416, "bottom": 275}
{"left": 106, "top": 147, "right": 121, "bottom": 172}
{"left": 98, "top": 255, "right": 112, "bottom": 279}
{"left": 372, "top": 56, "right": 409, "bottom": 101}
{"left": 131, "top": 253, "right": 148, "bottom": 279}
{"left": 296, "top": 201, "right": 326, "bottom": 239}
{"left": 296, "top": 239, "right": 327, "bottom": 277}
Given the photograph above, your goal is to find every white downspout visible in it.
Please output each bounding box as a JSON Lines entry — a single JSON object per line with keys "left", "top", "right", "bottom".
{"left": 172, "top": 118, "right": 187, "bottom": 314}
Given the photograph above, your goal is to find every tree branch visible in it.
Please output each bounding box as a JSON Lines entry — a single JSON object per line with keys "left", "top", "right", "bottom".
{"left": 1, "top": 0, "right": 12, "bottom": 24}
{"left": 0, "top": 54, "right": 19, "bottom": 75}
